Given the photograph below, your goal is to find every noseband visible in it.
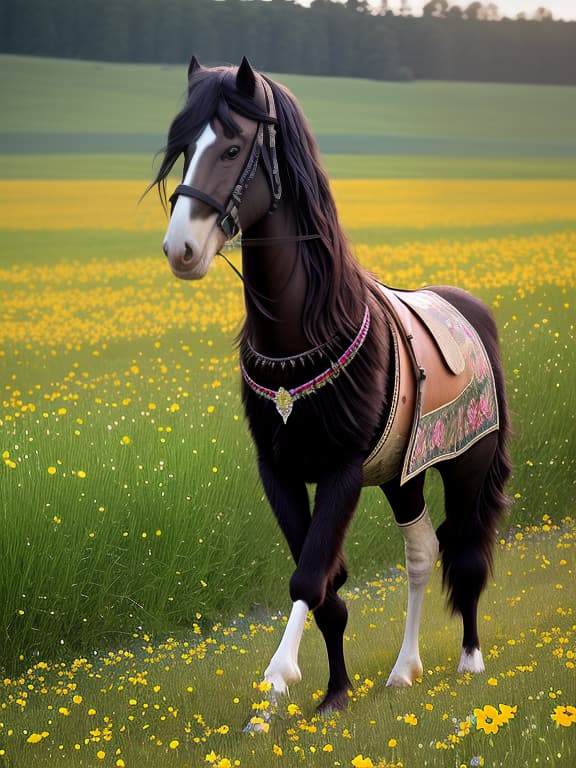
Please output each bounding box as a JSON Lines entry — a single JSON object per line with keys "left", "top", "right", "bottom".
{"left": 169, "top": 76, "right": 282, "bottom": 240}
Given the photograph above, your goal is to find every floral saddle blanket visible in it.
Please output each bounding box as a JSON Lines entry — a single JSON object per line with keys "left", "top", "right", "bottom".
{"left": 363, "top": 286, "right": 500, "bottom": 486}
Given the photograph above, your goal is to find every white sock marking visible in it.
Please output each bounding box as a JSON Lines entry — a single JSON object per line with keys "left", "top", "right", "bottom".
{"left": 387, "top": 507, "right": 439, "bottom": 687}
{"left": 458, "top": 647, "right": 485, "bottom": 674}
{"left": 264, "top": 600, "right": 308, "bottom": 695}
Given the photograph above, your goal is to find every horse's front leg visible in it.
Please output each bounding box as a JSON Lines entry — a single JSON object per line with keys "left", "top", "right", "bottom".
{"left": 251, "top": 457, "right": 362, "bottom": 726}
{"left": 285, "top": 458, "right": 364, "bottom": 711}
{"left": 253, "top": 458, "right": 311, "bottom": 705}
{"left": 264, "top": 599, "right": 308, "bottom": 696}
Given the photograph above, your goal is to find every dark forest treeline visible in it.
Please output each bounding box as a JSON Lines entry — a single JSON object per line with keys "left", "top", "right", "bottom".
{"left": 1, "top": 0, "right": 575, "bottom": 84}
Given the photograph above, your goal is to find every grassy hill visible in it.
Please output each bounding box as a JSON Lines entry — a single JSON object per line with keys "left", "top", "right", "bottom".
{"left": 1, "top": 54, "right": 576, "bottom": 179}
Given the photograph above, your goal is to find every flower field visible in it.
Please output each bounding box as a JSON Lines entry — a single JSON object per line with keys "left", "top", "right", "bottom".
{"left": 2, "top": 179, "right": 576, "bottom": 232}
{"left": 0, "top": 517, "right": 573, "bottom": 767}
{"left": 1, "top": 171, "right": 575, "bottom": 767}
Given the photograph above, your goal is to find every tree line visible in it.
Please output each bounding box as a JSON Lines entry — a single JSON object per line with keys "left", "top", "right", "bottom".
{"left": 1, "top": 0, "right": 575, "bottom": 84}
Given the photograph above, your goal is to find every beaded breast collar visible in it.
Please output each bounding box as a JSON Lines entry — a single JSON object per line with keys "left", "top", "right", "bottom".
{"left": 240, "top": 305, "right": 371, "bottom": 424}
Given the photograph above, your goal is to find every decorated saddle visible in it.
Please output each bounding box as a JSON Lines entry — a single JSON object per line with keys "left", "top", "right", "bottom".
{"left": 363, "top": 286, "right": 499, "bottom": 486}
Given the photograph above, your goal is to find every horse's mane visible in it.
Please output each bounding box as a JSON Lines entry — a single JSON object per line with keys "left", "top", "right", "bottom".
{"left": 241, "top": 73, "right": 391, "bottom": 451}
{"left": 154, "top": 64, "right": 377, "bottom": 348}
{"left": 152, "top": 67, "right": 272, "bottom": 209}
{"left": 155, "top": 62, "right": 391, "bottom": 450}
{"left": 261, "top": 76, "right": 371, "bottom": 346}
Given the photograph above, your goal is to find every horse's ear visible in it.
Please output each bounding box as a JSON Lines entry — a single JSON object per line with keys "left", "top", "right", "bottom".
{"left": 236, "top": 56, "right": 256, "bottom": 98}
{"left": 188, "top": 55, "right": 202, "bottom": 79}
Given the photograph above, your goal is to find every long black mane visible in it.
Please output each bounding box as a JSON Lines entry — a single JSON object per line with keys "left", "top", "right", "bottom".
{"left": 155, "top": 64, "right": 392, "bottom": 456}
{"left": 155, "top": 65, "right": 384, "bottom": 347}
{"left": 153, "top": 67, "right": 273, "bottom": 209}
{"left": 258, "top": 76, "right": 373, "bottom": 346}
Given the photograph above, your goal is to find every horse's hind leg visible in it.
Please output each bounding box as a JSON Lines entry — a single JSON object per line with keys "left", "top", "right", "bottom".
{"left": 382, "top": 473, "right": 439, "bottom": 687}
{"left": 436, "top": 432, "right": 503, "bottom": 674}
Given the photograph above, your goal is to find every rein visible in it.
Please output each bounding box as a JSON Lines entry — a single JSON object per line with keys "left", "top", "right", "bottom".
{"left": 239, "top": 234, "right": 322, "bottom": 246}
{"left": 217, "top": 233, "right": 321, "bottom": 307}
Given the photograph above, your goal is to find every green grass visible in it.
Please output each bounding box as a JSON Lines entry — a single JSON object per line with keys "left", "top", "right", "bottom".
{"left": 3, "top": 154, "right": 576, "bottom": 180}
{"left": 0, "top": 54, "right": 574, "bottom": 767}
{"left": 1, "top": 519, "right": 574, "bottom": 767}
{"left": 3, "top": 55, "right": 576, "bottom": 144}
{"left": 2, "top": 54, "right": 576, "bottom": 183}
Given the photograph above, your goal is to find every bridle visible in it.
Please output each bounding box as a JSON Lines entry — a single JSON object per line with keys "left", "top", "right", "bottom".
{"left": 169, "top": 76, "right": 282, "bottom": 240}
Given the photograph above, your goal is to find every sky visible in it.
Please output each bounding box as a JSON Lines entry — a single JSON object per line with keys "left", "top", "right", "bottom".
{"left": 401, "top": 0, "right": 575, "bottom": 18}
{"left": 295, "top": 0, "right": 576, "bottom": 21}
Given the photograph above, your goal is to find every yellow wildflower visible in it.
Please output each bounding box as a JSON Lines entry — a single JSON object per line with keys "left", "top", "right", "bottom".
{"left": 474, "top": 704, "right": 501, "bottom": 735}
{"left": 351, "top": 755, "right": 375, "bottom": 768}
{"left": 26, "top": 732, "right": 48, "bottom": 744}
{"left": 551, "top": 705, "right": 576, "bottom": 727}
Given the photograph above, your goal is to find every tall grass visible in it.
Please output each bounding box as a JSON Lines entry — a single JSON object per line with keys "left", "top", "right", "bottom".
{"left": 1, "top": 55, "right": 575, "bottom": 767}
{"left": 1, "top": 517, "right": 573, "bottom": 767}
{"left": 1, "top": 221, "right": 574, "bottom": 666}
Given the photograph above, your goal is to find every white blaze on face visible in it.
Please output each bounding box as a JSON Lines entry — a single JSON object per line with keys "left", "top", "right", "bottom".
{"left": 163, "top": 122, "right": 224, "bottom": 279}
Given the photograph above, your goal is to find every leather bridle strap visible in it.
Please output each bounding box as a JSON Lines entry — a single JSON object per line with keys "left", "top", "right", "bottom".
{"left": 169, "top": 185, "right": 226, "bottom": 215}
{"left": 260, "top": 76, "right": 282, "bottom": 206}
{"left": 218, "top": 121, "right": 264, "bottom": 238}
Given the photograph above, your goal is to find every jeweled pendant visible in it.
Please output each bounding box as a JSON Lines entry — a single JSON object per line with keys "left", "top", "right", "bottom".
{"left": 275, "top": 387, "right": 293, "bottom": 424}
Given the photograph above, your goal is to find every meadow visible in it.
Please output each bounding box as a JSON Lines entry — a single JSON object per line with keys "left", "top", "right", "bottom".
{"left": 0, "top": 56, "right": 575, "bottom": 766}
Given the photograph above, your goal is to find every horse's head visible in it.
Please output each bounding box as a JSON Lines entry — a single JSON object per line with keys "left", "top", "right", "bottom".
{"left": 160, "top": 57, "right": 281, "bottom": 280}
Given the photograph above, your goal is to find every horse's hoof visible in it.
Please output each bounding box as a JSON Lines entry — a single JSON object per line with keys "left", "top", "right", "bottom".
{"left": 386, "top": 658, "right": 423, "bottom": 687}
{"left": 265, "top": 662, "right": 301, "bottom": 692}
{"left": 458, "top": 647, "right": 485, "bottom": 674}
{"left": 317, "top": 688, "right": 349, "bottom": 714}
{"left": 386, "top": 672, "right": 413, "bottom": 687}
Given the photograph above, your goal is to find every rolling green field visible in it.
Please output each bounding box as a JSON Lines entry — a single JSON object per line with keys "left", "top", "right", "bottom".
{"left": 0, "top": 56, "right": 575, "bottom": 767}
{"left": 2, "top": 54, "right": 576, "bottom": 179}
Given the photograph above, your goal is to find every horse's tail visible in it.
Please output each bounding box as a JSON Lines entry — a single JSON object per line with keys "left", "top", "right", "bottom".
{"left": 433, "top": 288, "right": 512, "bottom": 615}
{"left": 477, "top": 357, "right": 512, "bottom": 575}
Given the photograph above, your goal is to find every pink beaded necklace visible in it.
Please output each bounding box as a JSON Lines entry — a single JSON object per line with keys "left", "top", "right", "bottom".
{"left": 240, "top": 305, "right": 371, "bottom": 424}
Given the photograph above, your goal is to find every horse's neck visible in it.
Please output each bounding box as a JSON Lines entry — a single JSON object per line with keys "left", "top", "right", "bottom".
{"left": 241, "top": 201, "right": 310, "bottom": 357}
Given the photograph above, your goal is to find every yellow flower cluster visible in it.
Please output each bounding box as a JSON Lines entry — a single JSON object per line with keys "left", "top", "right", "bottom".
{"left": 333, "top": 179, "right": 576, "bottom": 230}
{"left": 1, "top": 179, "right": 575, "bottom": 231}
{"left": 0, "top": 516, "right": 573, "bottom": 767}
{"left": 0, "top": 232, "right": 573, "bottom": 350}
{"left": 473, "top": 703, "right": 517, "bottom": 735}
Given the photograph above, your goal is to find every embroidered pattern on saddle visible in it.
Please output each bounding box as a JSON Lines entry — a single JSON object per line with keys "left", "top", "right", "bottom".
{"left": 362, "top": 287, "right": 499, "bottom": 486}
{"left": 399, "top": 289, "right": 500, "bottom": 484}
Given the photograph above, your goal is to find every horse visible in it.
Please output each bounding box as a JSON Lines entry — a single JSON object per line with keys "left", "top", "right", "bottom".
{"left": 157, "top": 56, "right": 511, "bottom": 716}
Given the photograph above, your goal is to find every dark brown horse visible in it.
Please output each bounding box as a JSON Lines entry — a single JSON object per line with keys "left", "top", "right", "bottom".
{"left": 157, "top": 57, "right": 511, "bottom": 717}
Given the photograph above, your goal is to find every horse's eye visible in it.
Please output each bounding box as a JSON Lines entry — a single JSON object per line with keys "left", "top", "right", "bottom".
{"left": 222, "top": 146, "right": 240, "bottom": 161}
